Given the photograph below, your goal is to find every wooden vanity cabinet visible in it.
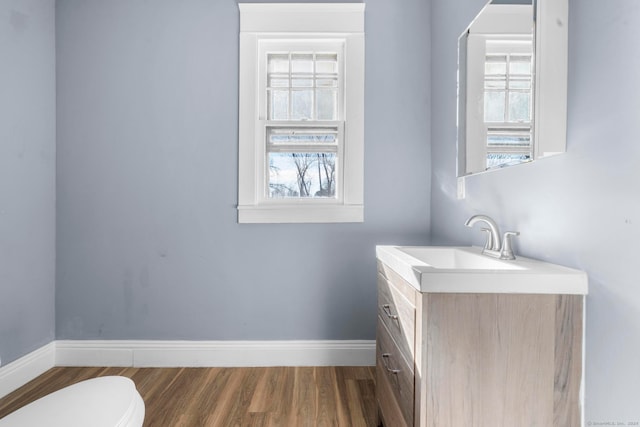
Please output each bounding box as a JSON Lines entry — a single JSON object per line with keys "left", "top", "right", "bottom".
{"left": 376, "top": 260, "right": 584, "bottom": 427}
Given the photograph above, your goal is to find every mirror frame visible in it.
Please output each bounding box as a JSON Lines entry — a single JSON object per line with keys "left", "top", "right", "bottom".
{"left": 457, "top": 0, "right": 568, "bottom": 177}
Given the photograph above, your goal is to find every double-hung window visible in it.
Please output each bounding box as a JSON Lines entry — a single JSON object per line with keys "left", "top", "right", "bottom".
{"left": 238, "top": 4, "right": 365, "bottom": 223}
{"left": 483, "top": 39, "right": 533, "bottom": 169}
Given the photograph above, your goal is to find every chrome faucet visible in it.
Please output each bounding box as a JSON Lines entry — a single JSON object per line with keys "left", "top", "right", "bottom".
{"left": 465, "top": 214, "right": 519, "bottom": 260}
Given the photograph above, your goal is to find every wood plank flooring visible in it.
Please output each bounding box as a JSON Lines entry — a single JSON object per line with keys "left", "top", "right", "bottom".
{"left": 0, "top": 366, "right": 378, "bottom": 427}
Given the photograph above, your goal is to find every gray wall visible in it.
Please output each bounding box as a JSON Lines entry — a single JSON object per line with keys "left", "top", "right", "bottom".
{"left": 55, "top": 0, "right": 430, "bottom": 341}
{"left": 6, "top": 0, "right": 635, "bottom": 419}
{"left": 0, "top": 0, "right": 56, "bottom": 366}
{"left": 431, "top": 0, "right": 640, "bottom": 421}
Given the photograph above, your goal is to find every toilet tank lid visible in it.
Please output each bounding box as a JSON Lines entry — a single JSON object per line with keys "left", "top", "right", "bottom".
{"left": 0, "top": 376, "right": 144, "bottom": 427}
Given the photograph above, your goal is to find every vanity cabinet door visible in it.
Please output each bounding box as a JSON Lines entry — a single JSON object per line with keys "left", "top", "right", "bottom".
{"left": 376, "top": 318, "right": 414, "bottom": 427}
{"left": 423, "top": 293, "right": 583, "bottom": 427}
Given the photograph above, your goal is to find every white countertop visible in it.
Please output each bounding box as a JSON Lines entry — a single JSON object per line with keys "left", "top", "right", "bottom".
{"left": 376, "top": 245, "right": 588, "bottom": 295}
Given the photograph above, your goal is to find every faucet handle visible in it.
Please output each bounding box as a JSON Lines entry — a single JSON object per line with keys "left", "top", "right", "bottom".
{"left": 480, "top": 228, "right": 494, "bottom": 250}
{"left": 500, "top": 231, "right": 520, "bottom": 260}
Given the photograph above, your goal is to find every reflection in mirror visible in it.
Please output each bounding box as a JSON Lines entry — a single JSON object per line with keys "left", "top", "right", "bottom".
{"left": 483, "top": 39, "right": 533, "bottom": 169}
{"left": 457, "top": 0, "right": 568, "bottom": 177}
{"left": 459, "top": 1, "right": 534, "bottom": 174}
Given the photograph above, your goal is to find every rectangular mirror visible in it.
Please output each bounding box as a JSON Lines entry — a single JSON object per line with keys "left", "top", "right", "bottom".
{"left": 457, "top": 0, "right": 568, "bottom": 177}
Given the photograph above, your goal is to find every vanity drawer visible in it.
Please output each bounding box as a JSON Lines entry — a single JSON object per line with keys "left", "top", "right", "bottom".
{"left": 378, "top": 273, "right": 416, "bottom": 361}
{"left": 377, "top": 261, "right": 417, "bottom": 306}
{"left": 377, "top": 357, "right": 410, "bottom": 427}
{"left": 376, "top": 318, "right": 414, "bottom": 427}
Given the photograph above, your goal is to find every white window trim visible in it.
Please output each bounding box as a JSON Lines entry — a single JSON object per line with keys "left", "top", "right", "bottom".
{"left": 238, "top": 3, "right": 365, "bottom": 224}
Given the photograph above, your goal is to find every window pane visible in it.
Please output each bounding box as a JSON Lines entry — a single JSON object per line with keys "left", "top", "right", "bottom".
{"left": 487, "top": 134, "right": 531, "bottom": 147}
{"left": 508, "top": 92, "right": 531, "bottom": 122}
{"left": 484, "top": 91, "right": 505, "bottom": 122}
{"left": 485, "top": 79, "right": 506, "bottom": 90}
{"left": 292, "top": 79, "right": 313, "bottom": 88}
{"left": 268, "top": 54, "right": 289, "bottom": 73}
{"left": 291, "top": 54, "right": 313, "bottom": 73}
{"left": 268, "top": 152, "right": 337, "bottom": 198}
{"left": 268, "top": 128, "right": 338, "bottom": 144}
{"left": 291, "top": 90, "right": 313, "bottom": 120}
{"left": 316, "top": 78, "right": 338, "bottom": 88}
{"left": 509, "top": 79, "right": 531, "bottom": 90}
{"left": 486, "top": 153, "right": 531, "bottom": 169}
{"left": 269, "top": 78, "right": 289, "bottom": 88}
{"left": 316, "top": 89, "right": 337, "bottom": 120}
{"left": 509, "top": 56, "right": 531, "bottom": 75}
{"left": 485, "top": 56, "right": 507, "bottom": 75}
{"left": 316, "top": 53, "right": 338, "bottom": 74}
{"left": 269, "top": 90, "right": 289, "bottom": 120}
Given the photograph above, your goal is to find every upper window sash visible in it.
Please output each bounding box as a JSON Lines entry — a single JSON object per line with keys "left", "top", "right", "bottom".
{"left": 265, "top": 52, "right": 340, "bottom": 121}
{"left": 258, "top": 40, "right": 346, "bottom": 123}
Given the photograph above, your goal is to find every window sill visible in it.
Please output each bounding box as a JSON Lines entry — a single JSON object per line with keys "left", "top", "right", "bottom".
{"left": 238, "top": 204, "right": 363, "bottom": 224}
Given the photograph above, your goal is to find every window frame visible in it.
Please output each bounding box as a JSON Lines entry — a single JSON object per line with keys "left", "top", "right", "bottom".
{"left": 238, "top": 3, "right": 365, "bottom": 224}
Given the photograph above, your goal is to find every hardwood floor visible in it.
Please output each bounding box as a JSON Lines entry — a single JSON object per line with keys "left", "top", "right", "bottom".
{"left": 0, "top": 366, "right": 378, "bottom": 426}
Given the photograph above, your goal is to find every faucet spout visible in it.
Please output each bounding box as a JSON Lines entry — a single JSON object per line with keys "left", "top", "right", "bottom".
{"left": 464, "top": 214, "right": 501, "bottom": 252}
{"left": 465, "top": 214, "right": 520, "bottom": 260}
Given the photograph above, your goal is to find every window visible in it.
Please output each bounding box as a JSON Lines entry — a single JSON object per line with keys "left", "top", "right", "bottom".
{"left": 263, "top": 43, "right": 343, "bottom": 200}
{"left": 483, "top": 40, "right": 533, "bottom": 169}
{"left": 238, "top": 4, "right": 365, "bottom": 223}
{"left": 461, "top": 3, "right": 534, "bottom": 174}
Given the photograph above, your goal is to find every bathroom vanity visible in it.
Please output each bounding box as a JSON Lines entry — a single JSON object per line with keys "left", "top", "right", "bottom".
{"left": 375, "top": 246, "right": 587, "bottom": 427}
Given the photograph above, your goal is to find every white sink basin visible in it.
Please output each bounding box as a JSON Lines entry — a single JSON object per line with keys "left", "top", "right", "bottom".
{"left": 398, "top": 246, "right": 525, "bottom": 270}
{"left": 376, "top": 246, "right": 588, "bottom": 294}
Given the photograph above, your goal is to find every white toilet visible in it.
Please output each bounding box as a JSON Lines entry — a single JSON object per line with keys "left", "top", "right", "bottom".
{"left": 0, "top": 376, "right": 145, "bottom": 427}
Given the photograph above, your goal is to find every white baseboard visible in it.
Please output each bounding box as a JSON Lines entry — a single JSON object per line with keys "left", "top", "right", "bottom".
{"left": 55, "top": 340, "right": 376, "bottom": 368}
{"left": 0, "top": 343, "right": 56, "bottom": 399}
{"left": 1, "top": 340, "right": 374, "bottom": 398}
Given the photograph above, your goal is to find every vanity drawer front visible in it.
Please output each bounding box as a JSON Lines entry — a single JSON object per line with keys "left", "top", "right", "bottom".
{"left": 377, "top": 357, "right": 410, "bottom": 427}
{"left": 377, "top": 318, "right": 414, "bottom": 427}
{"left": 378, "top": 273, "right": 416, "bottom": 361}
{"left": 377, "top": 261, "right": 417, "bottom": 305}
